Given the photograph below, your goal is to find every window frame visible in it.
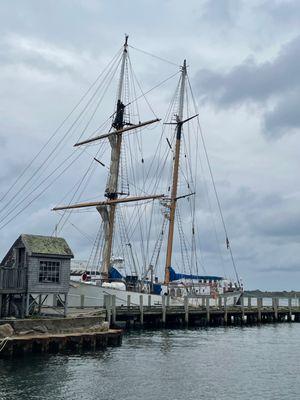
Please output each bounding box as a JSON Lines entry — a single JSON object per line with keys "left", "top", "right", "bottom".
{"left": 38, "top": 259, "right": 61, "bottom": 284}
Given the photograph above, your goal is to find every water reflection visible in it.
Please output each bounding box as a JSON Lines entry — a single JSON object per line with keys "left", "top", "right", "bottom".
{"left": 1, "top": 325, "right": 300, "bottom": 400}
{"left": 159, "top": 330, "right": 175, "bottom": 354}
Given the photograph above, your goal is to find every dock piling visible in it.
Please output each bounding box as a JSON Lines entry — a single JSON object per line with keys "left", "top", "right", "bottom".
{"left": 104, "top": 295, "right": 112, "bottom": 327}
{"left": 162, "top": 296, "right": 166, "bottom": 325}
{"left": 257, "top": 297, "right": 262, "bottom": 322}
{"left": 288, "top": 298, "right": 292, "bottom": 322}
{"left": 139, "top": 295, "right": 144, "bottom": 326}
{"left": 224, "top": 297, "right": 228, "bottom": 325}
{"left": 80, "top": 294, "right": 85, "bottom": 309}
{"left": 111, "top": 295, "right": 116, "bottom": 325}
{"left": 206, "top": 297, "right": 210, "bottom": 324}
{"left": 240, "top": 296, "right": 245, "bottom": 323}
{"left": 127, "top": 294, "right": 131, "bottom": 310}
{"left": 184, "top": 296, "right": 189, "bottom": 325}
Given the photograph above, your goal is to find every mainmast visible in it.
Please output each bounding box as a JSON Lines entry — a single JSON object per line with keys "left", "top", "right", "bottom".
{"left": 164, "top": 60, "right": 187, "bottom": 284}
{"left": 99, "top": 35, "right": 128, "bottom": 280}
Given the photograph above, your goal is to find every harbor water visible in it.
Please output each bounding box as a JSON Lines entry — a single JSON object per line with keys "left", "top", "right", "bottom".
{"left": 1, "top": 324, "right": 300, "bottom": 400}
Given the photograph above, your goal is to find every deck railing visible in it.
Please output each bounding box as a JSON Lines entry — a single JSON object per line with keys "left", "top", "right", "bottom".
{"left": 0, "top": 267, "right": 26, "bottom": 292}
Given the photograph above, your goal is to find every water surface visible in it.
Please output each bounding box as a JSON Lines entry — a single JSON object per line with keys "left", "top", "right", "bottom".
{"left": 1, "top": 324, "right": 299, "bottom": 400}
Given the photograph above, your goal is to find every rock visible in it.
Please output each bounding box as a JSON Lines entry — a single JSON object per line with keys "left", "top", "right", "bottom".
{"left": 87, "top": 322, "right": 109, "bottom": 333}
{"left": 0, "top": 323, "right": 14, "bottom": 338}
{"left": 18, "top": 330, "right": 34, "bottom": 336}
{"left": 33, "top": 325, "right": 48, "bottom": 334}
{"left": 88, "top": 324, "right": 102, "bottom": 332}
{"left": 101, "top": 322, "right": 109, "bottom": 332}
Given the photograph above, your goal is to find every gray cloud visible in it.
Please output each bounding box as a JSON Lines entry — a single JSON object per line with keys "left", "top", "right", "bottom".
{"left": 201, "top": 0, "right": 241, "bottom": 26}
{"left": 256, "top": 0, "right": 300, "bottom": 27}
{"left": 195, "top": 35, "right": 300, "bottom": 137}
{"left": 264, "top": 91, "right": 300, "bottom": 135}
{"left": 253, "top": 209, "right": 300, "bottom": 240}
{"left": 261, "top": 264, "right": 300, "bottom": 274}
{"left": 0, "top": 0, "right": 299, "bottom": 290}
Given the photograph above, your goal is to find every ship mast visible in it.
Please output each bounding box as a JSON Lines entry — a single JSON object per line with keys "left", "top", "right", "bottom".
{"left": 52, "top": 36, "right": 162, "bottom": 279}
{"left": 99, "top": 35, "right": 128, "bottom": 280}
{"left": 164, "top": 60, "right": 187, "bottom": 284}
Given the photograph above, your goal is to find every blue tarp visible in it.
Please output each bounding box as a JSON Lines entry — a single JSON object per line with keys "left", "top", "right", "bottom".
{"left": 108, "top": 267, "right": 124, "bottom": 280}
{"left": 152, "top": 283, "right": 162, "bottom": 295}
{"left": 169, "top": 267, "right": 223, "bottom": 282}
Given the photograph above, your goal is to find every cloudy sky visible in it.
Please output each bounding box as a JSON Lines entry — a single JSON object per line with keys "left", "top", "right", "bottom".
{"left": 0, "top": 0, "right": 299, "bottom": 290}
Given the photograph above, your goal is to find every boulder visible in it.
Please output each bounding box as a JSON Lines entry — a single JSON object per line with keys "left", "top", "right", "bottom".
{"left": 101, "top": 321, "right": 109, "bottom": 332}
{"left": 87, "top": 322, "right": 109, "bottom": 333}
{"left": 18, "top": 330, "right": 35, "bottom": 336}
{"left": 32, "top": 325, "right": 48, "bottom": 334}
{"left": 0, "top": 323, "right": 14, "bottom": 338}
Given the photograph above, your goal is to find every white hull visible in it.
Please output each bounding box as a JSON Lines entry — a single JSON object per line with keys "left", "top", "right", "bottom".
{"left": 66, "top": 281, "right": 241, "bottom": 309}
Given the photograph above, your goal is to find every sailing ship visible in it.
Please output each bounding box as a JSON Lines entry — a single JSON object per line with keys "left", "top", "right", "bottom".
{"left": 0, "top": 35, "right": 241, "bottom": 309}
{"left": 48, "top": 35, "right": 242, "bottom": 308}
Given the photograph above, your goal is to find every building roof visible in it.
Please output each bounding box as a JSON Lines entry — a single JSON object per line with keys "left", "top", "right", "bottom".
{"left": 21, "top": 234, "right": 74, "bottom": 258}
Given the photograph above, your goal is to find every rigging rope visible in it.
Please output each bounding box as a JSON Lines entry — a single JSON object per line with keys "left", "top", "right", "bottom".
{"left": 187, "top": 75, "right": 240, "bottom": 284}
{"left": 0, "top": 48, "right": 123, "bottom": 215}
{"left": 128, "top": 45, "right": 179, "bottom": 67}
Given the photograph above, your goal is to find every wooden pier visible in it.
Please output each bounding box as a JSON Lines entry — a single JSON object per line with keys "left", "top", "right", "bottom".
{"left": 0, "top": 315, "right": 122, "bottom": 359}
{"left": 0, "top": 330, "right": 122, "bottom": 359}
{"left": 103, "top": 292, "right": 300, "bottom": 328}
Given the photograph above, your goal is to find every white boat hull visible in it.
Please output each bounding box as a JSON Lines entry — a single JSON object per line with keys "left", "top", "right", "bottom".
{"left": 66, "top": 281, "right": 241, "bottom": 309}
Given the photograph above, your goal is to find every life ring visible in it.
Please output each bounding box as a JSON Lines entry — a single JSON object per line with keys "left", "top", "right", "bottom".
{"left": 82, "top": 273, "right": 88, "bottom": 281}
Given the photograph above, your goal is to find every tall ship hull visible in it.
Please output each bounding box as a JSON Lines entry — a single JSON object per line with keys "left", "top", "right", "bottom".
{"left": 67, "top": 280, "right": 241, "bottom": 308}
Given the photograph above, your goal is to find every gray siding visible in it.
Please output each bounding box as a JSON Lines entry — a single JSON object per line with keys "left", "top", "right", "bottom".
{"left": 1, "top": 236, "right": 24, "bottom": 267}
{"left": 1, "top": 234, "right": 73, "bottom": 296}
{"left": 27, "top": 256, "right": 70, "bottom": 294}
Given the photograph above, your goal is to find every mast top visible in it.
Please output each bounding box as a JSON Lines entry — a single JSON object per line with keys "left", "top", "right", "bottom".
{"left": 124, "top": 34, "right": 129, "bottom": 50}
{"left": 181, "top": 59, "right": 187, "bottom": 73}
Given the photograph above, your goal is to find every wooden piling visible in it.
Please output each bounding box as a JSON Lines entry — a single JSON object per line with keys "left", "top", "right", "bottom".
{"left": 166, "top": 295, "right": 170, "bottom": 307}
{"left": 127, "top": 294, "right": 131, "bottom": 310}
{"left": 64, "top": 294, "right": 68, "bottom": 318}
{"left": 257, "top": 297, "right": 262, "bottom": 322}
{"left": 139, "top": 295, "right": 144, "bottom": 326}
{"left": 224, "top": 297, "right": 228, "bottom": 325}
{"left": 240, "top": 296, "right": 244, "bottom": 323}
{"left": 184, "top": 296, "right": 189, "bottom": 325}
{"left": 80, "top": 294, "right": 85, "bottom": 309}
{"left": 218, "top": 296, "right": 222, "bottom": 308}
{"left": 104, "top": 295, "right": 112, "bottom": 327}
{"left": 25, "top": 293, "right": 30, "bottom": 317}
{"left": 206, "top": 297, "right": 210, "bottom": 324}
{"left": 273, "top": 298, "right": 278, "bottom": 321}
{"left": 162, "top": 296, "right": 166, "bottom": 325}
{"left": 111, "top": 295, "right": 116, "bottom": 325}
{"left": 288, "top": 298, "right": 292, "bottom": 322}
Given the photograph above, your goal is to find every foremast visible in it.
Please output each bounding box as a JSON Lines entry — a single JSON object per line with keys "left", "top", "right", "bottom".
{"left": 99, "top": 35, "right": 128, "bottom": 280}
{"left": 52, "top": 36, "right": 162, "bottom": 281}
{"left": 164, "top": 60, "right": 187, "bottom": 284}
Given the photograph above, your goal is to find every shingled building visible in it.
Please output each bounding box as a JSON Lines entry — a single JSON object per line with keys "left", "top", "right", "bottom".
{"left": 0, "top": 234, "right": 73, "bottom": 318}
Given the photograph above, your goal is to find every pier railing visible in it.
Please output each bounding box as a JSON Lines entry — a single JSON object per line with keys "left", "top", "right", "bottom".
{"left": 0, "top": 267, "right": 26, "bottom": 293}
{"left": 102, "top": 293, "right": 300, "bottom": 328}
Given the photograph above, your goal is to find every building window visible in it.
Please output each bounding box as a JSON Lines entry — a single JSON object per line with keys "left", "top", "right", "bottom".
{"left": 39, "top": 260, "right": 60, "bottom": 283}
